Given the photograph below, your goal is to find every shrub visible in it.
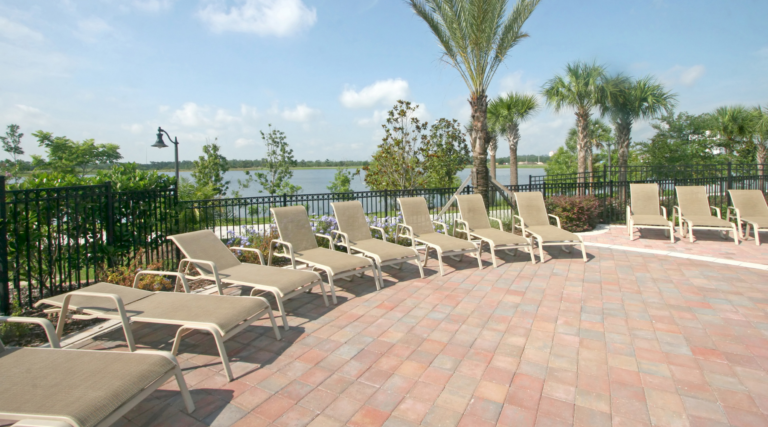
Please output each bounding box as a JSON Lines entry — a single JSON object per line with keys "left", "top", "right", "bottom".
{"left": 544, "top": 195, "right": 603, "bottom": 232}
{"left": 100, "top": 250, "right": 175, "bottom": 291}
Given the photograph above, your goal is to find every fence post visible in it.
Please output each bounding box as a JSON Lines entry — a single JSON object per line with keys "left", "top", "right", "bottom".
{"left": 282, "top": 193, "right": 287, "bottom": 207}
{"left": 383, "top": 189, "right": 389, "bottom": 217}
{"left": 528, "top": 174, "right": 532, "bottom": 192}
{"left": 0, "top": 176, "right": 7, "bottom": 315}
{"left": 105, "top": 182, "right": 115, "bottom": 268}
{"left": 726, "top": 162, "right": 733, "bottom": 206}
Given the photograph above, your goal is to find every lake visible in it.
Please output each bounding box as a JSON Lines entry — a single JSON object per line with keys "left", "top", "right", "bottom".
{"left": 171, "top": 167, "right": 546, "bottom": 197}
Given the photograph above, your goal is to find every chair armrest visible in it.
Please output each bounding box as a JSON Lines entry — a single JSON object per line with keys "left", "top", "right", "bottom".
{"left": 514, "top": 215, "right": 525, "bottom": 233}
{"left": 548, "top": 214, "right": 562, "bottom": 229}
{"left": 269, "top": 239, "right": 296, "bottom": 269}
{"left": 453, "top": 218, "right": 470, "bottom": 239}
{"left": 395, "top": 223, "right": 416, "bottom": 246}
{"left": 710, "top": 206, "right": 721, "bottom": 218}
{"left": 230, "top": 246, "right": 265, "bottom": 265}
{"left": 673, "top": 206, "right": 682, "bottom": 227}
{"left": 0, "top": 316, "right": 60, "bottom": 348}
{"left": 369, "top": 226, "right": 386, "bottom": 241}
{"left": 660, "top": 206, "right": 668, "bottom": 220}
{"left": 316, "top": 233, "right": 334, "bottom": 248}
{"left": 489, "top": 217, "right": 503, "bottom": 230}
{"left": 626, "top": 205, "right": 632, "bottom": 224}
{"left": 134, "top": 270, "right": 191, "bottom": 293}
{"left": 331, "top": 230, "right": 351, "bottom": 254}
{"left": 179, "top": 258, "right": 219, "bottom": 279}
{"left": 727, "top": 206, "right": 740, "bottom": 222}
{"left": 433, "top": 221, "right": 449, "bottom": 234}
{"left": 56, "top": 291, "right": 134, "bottom": 349}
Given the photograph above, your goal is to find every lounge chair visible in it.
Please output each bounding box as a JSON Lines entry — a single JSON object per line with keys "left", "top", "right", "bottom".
{"left": 0, "top": 316, "right": 194, "bottom": 427}
{"left": 270, "top": 206, "right": 379, "bottom": 304}
{"left": 728, "top": 189, "right": 768, "bottom": 245}
{"left": 513, "top": 192, "right": 587, "bottom": 262}
{"left": 36, "top": 277, "right": 281, "bottom": 381}
{"left": 674, "top": 186, "right": 738, "bottom": 244}
{"left": 626, "top": 183, "right": 675, "bottom": 242}
{"left": 168, "top": 230, "right": 328, "bottom": 330}
{"left": 454, "top": 194, "right": 536, "bottom": 267}
{"left": 331, "top": 200, "right": 424, "bottom": 280}
{"left": 396, "top": 197, "right": 482, "bottom": 276}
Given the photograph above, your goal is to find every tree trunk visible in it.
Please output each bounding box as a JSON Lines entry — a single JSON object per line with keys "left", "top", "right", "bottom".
{"left": 470, "top": 93, "right": 490, "bottom": 208}
{"left": 508, "top": 123, "right": 520, "bottom": 188}
{"left": 489, "top": 136, "right": 497, "bottom": 181}
{"left": 758, "top": 141, "right": 767, "bottom": 191}
{"left": 576, "top": 110, "right": 590, "bottom": 195}
{"left": 615, "top": 117, "right": 632, "bottom": 184}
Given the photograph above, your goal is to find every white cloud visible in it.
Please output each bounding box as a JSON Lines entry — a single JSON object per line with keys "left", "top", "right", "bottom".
{"left": 240, "top": 104, "right": 259, "bottom": 119}
{"left": 131, "top": 0, "right": 176, "bottom": 12}
{"left": 197, "top": 0, "right": 317, "bottom": 37}
{"left": 340, "top": 79, "right": 410, "bottom": 109}
{"left": 235, "top": 138, "right": 256, "bottom": 147}
{"left": 16, "top": 104, "right": 42, "bottom": 114}
{"left": 662, "top": 65, "right": 705, "bottom": 87}
{"left": 281, "top": 103, "right": 320, "bottom": 122}
{"left": 356, "top": 109, "right": 388, "bottom": 127}
{"left": 172, "top": 102, "right": 210, "bottom": 127}
{"left": 498, "top": 71, "right": 539, "bottom": 95}
{"left": 122, "top": 123, "right": 144, "bottom": 134}
{"left": 0, "top": 17, "right": 44, "bottom": 43}
{"left": 76, "top": 17, "right": 113, "bottom": 42}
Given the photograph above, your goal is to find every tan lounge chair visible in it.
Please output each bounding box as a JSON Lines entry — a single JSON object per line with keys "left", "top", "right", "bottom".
{"left": 169, "top": 230, "right": 327, "bottom": 330}
{"left": 36, "top": 278, "right": 281, "bottom": 382}
{"left": 513, "top": 192, "right": 587, "bottom": 262}
{"left": 331, "top": 201, "right": 424, "bottom": 280}
{"left": 454, "top": 194, "right": 536, "bottom": 267}
{"left": 627, "top": 183, "right": 675, "bottom": 242}
{"left": 728, "top": 189, "right": 768, "bottom": 245}
{"left": 674, "top": 186, "right": 738, "bottom": 244}
{"left": 270, "top": 206, "right": 379, "bottom": 304}
{"left": 0, "top": 316, "right": 194, "bottom": 427}
{"left": 396, "top": 197, "right": 481, "bottom": 276}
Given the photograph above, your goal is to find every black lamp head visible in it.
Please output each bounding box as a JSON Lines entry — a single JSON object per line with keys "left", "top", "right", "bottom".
{"left": 152, "top": 127, "right": 168, "bottom": 148}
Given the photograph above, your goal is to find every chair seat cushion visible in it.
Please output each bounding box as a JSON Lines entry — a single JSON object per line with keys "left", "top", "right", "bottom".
{"left": 0, "top": 348, "right": 175, "bottom": 427}
{"left": 40, "top": 282, "right": 154, "bottom": 314}
{"left": 217, "top": 263, "right": 320, "bottom": 296}
{"left": 631, "top": 215, "right": 671, "bottom": 227}
{"left": 525, "top": 225, "right": 581, "bottom": 243}
{"left": 682, "top": 216, "right": 734, "bottom": 228}
{"left": 295, "top": 247, "right": 373, "bottom": 276}
{"left": 415, "top": 232, "right": 477, "bottom": 253}
{"left": 470, "top": 228, "right": 529, "bottom": 246}
{"left": 349, "top": 238, "right": 418, "bottom": 263}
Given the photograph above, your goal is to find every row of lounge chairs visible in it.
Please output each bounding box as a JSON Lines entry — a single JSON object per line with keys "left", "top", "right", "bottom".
{"left": 627, "top": 185, "right": 768, "bottom": 245}
{"left": 0, "top": 192, "right": 588, "bottom": 426}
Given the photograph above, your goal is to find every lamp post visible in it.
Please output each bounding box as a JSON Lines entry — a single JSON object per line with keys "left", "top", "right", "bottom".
{"left": 152, "top": 127, "right": 180, "bottom": 187}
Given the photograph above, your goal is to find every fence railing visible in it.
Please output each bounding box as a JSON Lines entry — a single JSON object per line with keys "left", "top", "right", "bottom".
{"left": 2, "top": 163, "right": 766, "bottom": 314}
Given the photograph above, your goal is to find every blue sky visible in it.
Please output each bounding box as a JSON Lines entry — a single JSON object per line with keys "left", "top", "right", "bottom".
{"left": 1, "top": 0, "right": 766, "bottom": 163}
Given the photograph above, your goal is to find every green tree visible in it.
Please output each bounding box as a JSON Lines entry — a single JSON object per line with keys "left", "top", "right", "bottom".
{"left": 30, "top": 131, "right": 122, "bottom": 178}
{"left": 601, "top": 75, "right": 676, "bottom": 181}
{"left": 751, "top": 105, "right": 768, "bottom": 169}
{"left": 327, "top": 168, "right": 359, "bottom": 193}
{"left": 191, "top": 139, "right": 230, "bottom": 197}
{"left": 707, "top": 105, "right": 752, "bottom": 160}
{"left": 255, "top": 125, "right": 301, "bottom": 195}
{"left": 487, "top": 92, "right": 540, "bottom": 186}
{"left": 635, "top": 112, "right": 718, "bottom": 166}
{"left": 408, "top": 0, "right": 540, "bottom": 207}
{"left": 0, "top": 124, "right": 25, "bottom": 182}
{"left": 364, "top": 101, "right": 470, "bottom": 190}
{"left": 546, "top": 119, "right": 613, "bottom": 176}
{"left": 542, "top": 61, "right": 610, "bottom": 185}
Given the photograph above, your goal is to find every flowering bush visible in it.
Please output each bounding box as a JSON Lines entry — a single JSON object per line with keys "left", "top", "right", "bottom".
{"left": 100, "top": 250, "right": 174, "bottom": 291}
{"left": 225, "top": 226, "right": 285, "bottom": 265}
{"left": 544, "top": 195, "right": 603, "bottom": 232}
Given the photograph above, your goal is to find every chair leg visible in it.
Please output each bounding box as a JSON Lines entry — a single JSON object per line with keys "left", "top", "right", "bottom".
{"left": 423, "top": 246, "right": 430, "bottom": 267}
{"left": 209, "top": 328, "right": 233, "bottom": 381}
{"left": 756, "top": 227, "right": 761, "bottom": 245}
{"left": 316, "top": 279, "right": 329, "bottom": 306}
{"left": 327, "top": 273, "right": 338, "bottom": 304}
{"left": 265, "top": 306, "right": 282, "bottom": 340}
{"left": 628, "top": 221, "right": 633, "bottom": 240}
{"left": 528, "top": 244, "right": 536, "bottom": 264}
{"left": 490, "top": 244, "right": 497, "bottom": 268}
{"left": 580, "top": 241, "right": 587, "bottom": 262}
{"left": 538, "top": 240, "right": 545, "bottom": 262}
{"left": 669, "top": 223, "right": 675, "bottom": 243}
{"left": 437, "top": 251, "right": 445, "bottom": 276}
{"left": 562, "top": 245, "right": 570, "bottom": 253}
{"left": 171, "top": 326, "right": 192, "bottom": 356}
{"left": 689, "top": 223, "right": 694, "bottom": 243}
{"left": 413, "top": 254, "right": 425, "bottom": 278}
{"left": 476, "top": 248, "right": 483, "bottom": 270}
{"left": 732, "top": 225, "right": 739, "bottom": 245}
{"left": 274, "top": 295, "right": 289, "bottom": 331}
{"left": 174, "top": 364, "right": 196, "bottom": 413}
{"left": 373, "top": 265, "right": 382, "bottom": 291}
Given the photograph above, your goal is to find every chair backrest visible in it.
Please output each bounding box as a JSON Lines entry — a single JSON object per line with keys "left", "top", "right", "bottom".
{"left": 397, "top": 197, "right": 435, "bottom": 236}
{"left": 169, "top": 230, "right": 240, "bottom": 275}
{"left": 729, "top": 190, "right": 768, "bottom": 218}
{"left": 630, "top": 183, "right": 661, "bottom": 216}
{"left": 331, "top": 201, "right": 373, "bottom": 243}
{"left": 456, "top": 194, "right": 492, "bottom": 230}
{"left": 514, "top": 192, "right": 550, "bottom": 226}
{"left": 271, "top": 206, "right": 319, "bottom": 252}
{"left": 675, "top": 186, "right": 712, "bottom": 217}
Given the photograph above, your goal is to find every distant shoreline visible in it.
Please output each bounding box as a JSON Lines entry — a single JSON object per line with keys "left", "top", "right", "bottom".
{"left": 146, "top": 164, "right": 547, "bottom": 172}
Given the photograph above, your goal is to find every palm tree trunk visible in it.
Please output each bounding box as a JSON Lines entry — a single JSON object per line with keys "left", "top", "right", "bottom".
{"left": 470, "top": 93, "right": 490, "bottom": 208}
{"left": 508, "top": 123, "right": 520, "bottom": 188}
{"left": 576, "top": 110, "right": 590, "bottom": 195}
{"left": 489, "top": 136, "right": 497, "bottom": 181}
{"left": 758, "top": 141, "right": 767, "bottom": 191}
{"left": 615, "top": 117, "right": 632, "bottom": 183}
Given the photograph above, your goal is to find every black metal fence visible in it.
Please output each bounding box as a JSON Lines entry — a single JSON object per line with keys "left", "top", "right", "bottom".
{"left": 2, "top": 163, "right": 766, "bottom": 314}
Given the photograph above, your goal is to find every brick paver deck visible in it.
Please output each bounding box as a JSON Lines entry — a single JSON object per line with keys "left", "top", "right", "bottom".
{"left": 52, "top": 227, "right": 768, "bottom": 426}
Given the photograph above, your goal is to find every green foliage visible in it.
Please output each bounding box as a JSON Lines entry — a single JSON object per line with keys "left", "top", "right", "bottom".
{"left": 8, "top": 163, "right": 175, "bottom": 191}
{"left": 706, "top": 105, "right": 753, "bottom": 160}
{"left": 545, "top": 196, "right": 603, "bottom": 232}
{"left": 0, "top": 300, "right": 29, "bottom": 343}
{"left": 635, "top": 112, "right": 721, "bottom": 166}
{"left": 364, "top": 101, "right": 470, "bottom": 190}
{"left": 546, "top": 119, "right": 617, "bottom": 175}
{"left": 30, "top": 131, "right": 122, "bottom": 177}
{"left": 178, "top": 176, "right": 218, "bottom": 200}
{"left": 0, "top": 124, "right": 25, "bottom": 182}
{"left": 254, "top": 125, "right": 301, "bottom": 196}
{"left": 191, "top": 139, "right": 230, "bottom": 196}
{"left": 327, "top": 168, "right": 359, "bottom": 193}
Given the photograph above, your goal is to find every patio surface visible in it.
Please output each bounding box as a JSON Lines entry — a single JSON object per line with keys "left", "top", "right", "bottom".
{"left": 30, "top": 227, "right": 768, "bottom": 426}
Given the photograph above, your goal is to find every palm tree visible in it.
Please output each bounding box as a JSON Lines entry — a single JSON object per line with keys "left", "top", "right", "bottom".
{"left": 585, "top": 118, "right": 613, "bottom": 179}
{"left": 542, "top": 61, "right": 610, "bottom": 186}
{"left": 487, "top": 92, "right": 539, "bottom": 187}
{"left": 752, "top": 105, "right": 768, "bottom": 170}
{"left": 708, "top": 105, "right": 752, "bottom": 159}
{"left": 602, "top": 75, "right": 676, "bottom": 182}
{"left": 408, "top": 0, "right": 540, "bottom": 207}
{"left": 488, "top": 131, "right": 498, "bottom": 181}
